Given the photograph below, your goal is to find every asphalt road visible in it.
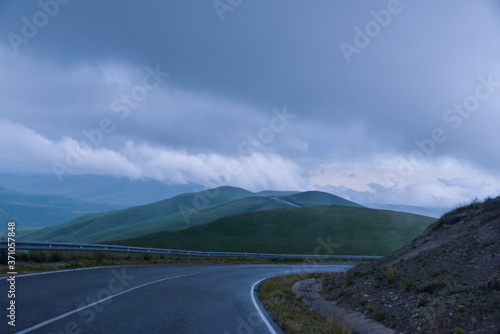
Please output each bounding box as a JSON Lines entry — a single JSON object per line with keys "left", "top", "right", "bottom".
{"left": 0, "top": 263, "right": 354, "bottom": 334}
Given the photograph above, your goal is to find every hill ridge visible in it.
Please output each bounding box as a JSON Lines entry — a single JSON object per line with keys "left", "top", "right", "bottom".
{"left": 17, "top": 187, "right": 362, "bottom": 243}
{"left": 110, "top": 204, "right": 435, "bottom": 255}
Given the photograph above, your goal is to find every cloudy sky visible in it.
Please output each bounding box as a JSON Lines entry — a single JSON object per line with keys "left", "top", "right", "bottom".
{"left": 0, "top": 0, "right": 499, "bottom": 207}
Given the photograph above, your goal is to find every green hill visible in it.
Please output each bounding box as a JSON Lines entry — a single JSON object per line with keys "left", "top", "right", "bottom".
{"left": 110, "top": 205, "right": 435, "bottom": 256}
{"left": 18, "top": 186, "right": 261, "bottom": 242}
{"left": 0, "top": 186, "right": 124, "bottom": 229}
{"left": 255, "top": 190, "right": 300, "bottom": 197}
{"left": 281, "top": 191, "right": 362, "bottom": 207}
{"left": 19, "top": 187, "right": 363, "bottom": 243}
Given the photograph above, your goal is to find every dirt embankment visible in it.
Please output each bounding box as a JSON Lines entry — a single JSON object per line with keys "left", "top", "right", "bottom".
{"left": 321, "top": 197, "right": 500, "bottom": 333}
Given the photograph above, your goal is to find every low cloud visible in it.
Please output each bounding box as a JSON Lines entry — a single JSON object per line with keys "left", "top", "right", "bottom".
{"left": 0, "top": 120, "right": 307, "bottom": 191}
{"left": 310, "top": 156, "right": 500, "bottom": 207}
{"left": 0, "top": 2, "right": 499, "bottom": 208}
{"left": 286, "top": 137, "right": 308, "bottom": 152}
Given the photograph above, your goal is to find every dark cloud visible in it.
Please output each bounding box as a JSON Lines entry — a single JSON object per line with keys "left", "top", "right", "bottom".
{"left": 0, "top": 0, "right": 499, "bottom": 206}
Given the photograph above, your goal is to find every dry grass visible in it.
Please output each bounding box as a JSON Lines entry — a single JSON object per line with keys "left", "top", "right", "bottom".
{"left": 258, "top": 273, "right": 352, "bottom": 334}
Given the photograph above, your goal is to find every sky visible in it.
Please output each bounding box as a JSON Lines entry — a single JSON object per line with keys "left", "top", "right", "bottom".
{"left": 0, "top": 0, "right": 499, "bottom": 207}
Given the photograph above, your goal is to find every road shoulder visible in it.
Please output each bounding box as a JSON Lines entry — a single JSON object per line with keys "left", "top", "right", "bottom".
{"left": 293, "top": 278, "right": 395, "bottom": 334}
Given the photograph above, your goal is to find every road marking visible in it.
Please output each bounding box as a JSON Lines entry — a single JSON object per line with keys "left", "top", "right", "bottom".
{"left": 0, "top": 265, "right": 126, "bottom": 280}
{"left": 0, "top": 263, "right": 174, "bottom": 280}
{"left": 251, "top": 278, "right": 277, "bottom": 334}
{"left": 15, "top": 270, "right": 212, "bottom": 334}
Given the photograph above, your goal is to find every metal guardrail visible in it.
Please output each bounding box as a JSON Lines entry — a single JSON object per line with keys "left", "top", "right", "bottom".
{"left": 0, "top": 241, "right": 382, "bottom": 261}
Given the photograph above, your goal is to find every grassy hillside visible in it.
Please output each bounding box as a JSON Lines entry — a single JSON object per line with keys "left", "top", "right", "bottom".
{"left": 366, "top": 203, "right": 447, "bottom": 218}
{"left": 110, "top": 205, "right": 435, "bottom": 256}
{"left": 0, "top": 186, "right": 124, "bottom": 229}
{"left": 281, "top": 191, "right": 362, "bottom": 207}
{"left": 320, "top": 197, "right": 500, "bottom": 333}
{"left": 18, "top": 186, "right": 259, "bottom": 242}
{"left": 19, "top": 187, "right": 364, "bottom": 243}
{"left": 255, "top": 190, "right": 300, "bottom": 197}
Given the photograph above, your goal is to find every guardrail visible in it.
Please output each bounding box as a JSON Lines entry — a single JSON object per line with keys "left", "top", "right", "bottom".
{"left": 0, "top": 241, "right": 382, "bottom": 261}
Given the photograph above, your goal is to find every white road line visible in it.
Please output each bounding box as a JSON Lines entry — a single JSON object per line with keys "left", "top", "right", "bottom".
{"left": 15, "top": 271, "right": 211, "bottom": 334}
{"left": 0, "top": 265, "right": 123, "bottom": 280}
{"left": 0, "top": 264, "right": 162, "bottom": 280}
{"left": 251, "top": 278, "right": 277, "bottom": 334}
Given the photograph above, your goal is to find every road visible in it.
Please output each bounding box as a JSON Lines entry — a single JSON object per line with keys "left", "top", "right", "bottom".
{"left": 270, "top": 197, "right": 301, "bottom": 208}
{"left": 0, "top": 263, "right": 353, "bottom": 334}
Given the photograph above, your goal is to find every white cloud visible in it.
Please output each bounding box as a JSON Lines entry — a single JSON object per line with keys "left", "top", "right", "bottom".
{"left": 309, "top": 154, "right": 500, "bottom": 207}
{"left": 286, "top": 137, "right": 308, "bottom": 152}
{"left": 0, "top": 120, "right": 306, "bottom": 190}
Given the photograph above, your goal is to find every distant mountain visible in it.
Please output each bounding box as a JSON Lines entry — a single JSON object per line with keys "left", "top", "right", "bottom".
{"left": 0, "top": 174, "right": 200, "bottom": 207}
{"left": 0, "top": 186, "right": 124, "bottom": 229}
{"left": 110, "top": 205, "right": 435, "bottom": 256}
{"left": 255, "top": 190, "right": 300, "bottom": 197}
{"left": 282, "top": 191, "right": 363, "bottom": 208}
{"left": 0, "top": 207, "right": 10, "bottom": 224}
{"left": 19, "top": 186, "right": 363, "bottom": 243}
{"left": 365, "top": 203, "right": 449, "bottom": 218}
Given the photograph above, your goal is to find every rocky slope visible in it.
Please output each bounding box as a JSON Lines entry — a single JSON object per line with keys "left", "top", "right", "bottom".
{"left": 322, "top": 197, "right": 500, "bottom": 333}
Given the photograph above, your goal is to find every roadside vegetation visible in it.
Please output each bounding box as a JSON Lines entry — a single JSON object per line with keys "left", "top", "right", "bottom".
{"left": 0, "top": 249, "right": 351, "bottom": 276}
{"left": 258, "top": 273, "right": 351, "bottom": 334}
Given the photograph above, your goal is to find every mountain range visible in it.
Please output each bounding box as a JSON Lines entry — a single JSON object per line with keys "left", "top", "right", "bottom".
{"left": 0, "top": 186, "right": 123, "bottom": 228}
{"left": 1, "top": 174, "right": 438, "bottom": 256}
{"left": 18, "top": 186, "right": 362, "bottom": 243}
{"left": 0, "top": 173, "right": 199, "bottom": 207}
{"left": 110, "top": 204, "right": 435, "bottom": 256}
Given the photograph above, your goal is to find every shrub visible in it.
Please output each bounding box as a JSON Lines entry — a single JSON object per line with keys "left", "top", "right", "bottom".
{"left": 374, "top": 311, "right": 386, "bottom": 322}
{"left": 401, "top": 278, "right": 414, "bottom": 292}
{"left": 418, "top": 299, "right": 428, "bottom": 308}
{"left": 385, "top": 266, "right": 397, "bottom": 284}
{"left": 33, "top": 251, "right": 47, "bottom": 263}
{"left": 422, "top": 282, "right": 445, "bottom": 294}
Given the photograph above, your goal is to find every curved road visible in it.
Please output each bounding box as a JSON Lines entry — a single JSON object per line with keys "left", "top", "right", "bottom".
{"left": 0, "top": 263, "right": 353, "bottom": 334}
